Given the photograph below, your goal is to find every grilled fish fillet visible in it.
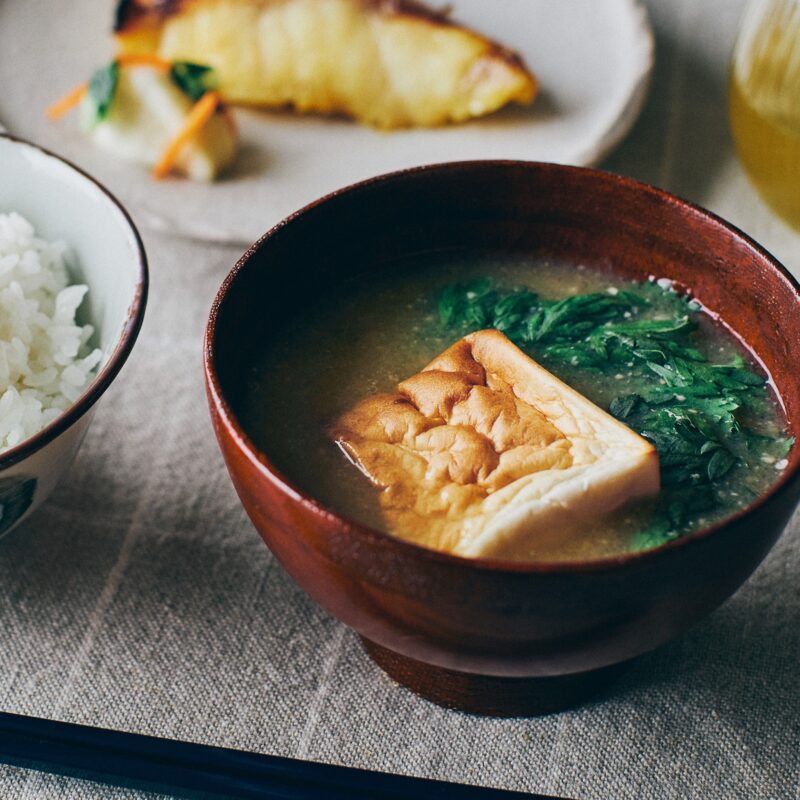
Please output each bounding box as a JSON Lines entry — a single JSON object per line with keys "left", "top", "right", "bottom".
{"left": 114, "top": 0, "right": 538, "bottom": 128}
{"left": 332, "top": 330, "right": 660, "bottom": 560}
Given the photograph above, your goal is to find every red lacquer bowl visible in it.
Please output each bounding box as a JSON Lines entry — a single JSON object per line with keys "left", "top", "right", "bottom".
{"left": 204, "top": 162, "right": 800, "bottom": 715}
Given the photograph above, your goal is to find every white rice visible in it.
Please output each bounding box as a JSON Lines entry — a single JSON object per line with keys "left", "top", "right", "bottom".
{"left": 0, "top": 212, "right": 102, "bottom": 452}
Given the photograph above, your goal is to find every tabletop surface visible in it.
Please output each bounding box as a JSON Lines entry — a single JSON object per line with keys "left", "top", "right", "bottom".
{"left": 1, "top": 1, "right": 799, "bottom": 798}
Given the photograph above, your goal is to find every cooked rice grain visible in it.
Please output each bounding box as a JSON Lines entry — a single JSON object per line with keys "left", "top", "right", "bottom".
{"left": 0, "top": 212, "right": 101, "bottom": 452}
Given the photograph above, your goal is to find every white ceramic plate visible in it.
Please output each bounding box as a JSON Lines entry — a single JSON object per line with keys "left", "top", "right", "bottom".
{"left": 0, "top": 0, "right": 653, "bottom": 244}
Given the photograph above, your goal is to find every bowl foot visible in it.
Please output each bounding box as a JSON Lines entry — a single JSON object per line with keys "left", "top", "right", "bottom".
{"left": 360, "top": 636, "right": 631, "bottom": 716}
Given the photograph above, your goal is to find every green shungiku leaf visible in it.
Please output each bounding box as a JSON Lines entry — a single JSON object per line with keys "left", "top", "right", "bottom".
{"left": 609, "top": 394, "right": 641, "bottom": 420}
{"left": 647, "top": 361, "right": 683, "bottom": 385}
{"left": 707, "top": 448, "right": 737, "bottom": 481}
{"left": 170, "top": 61, "right": 218, "bottom": 102}
{"left": 631, "top": 520, "right": 678, "bottom": 551}
{"left": 605, "top": 316, "right": 693, "bottom": 338}
{"left": 438, "top": 284, "right": 462, "bottom": 327}
{"left": 86, "top": 61, "right": 119, "bottom": 126}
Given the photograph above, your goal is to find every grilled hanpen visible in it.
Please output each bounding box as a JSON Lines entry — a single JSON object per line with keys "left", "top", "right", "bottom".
{"left": 114, "top": 0, "right": 538, "bottom": 129}
{"left": 332, "top": 330, "right": 660, "bottom": 560}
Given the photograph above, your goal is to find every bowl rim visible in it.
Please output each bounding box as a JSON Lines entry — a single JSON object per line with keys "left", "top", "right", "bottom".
{"left": 204, "top": 159, "right": 800, "bottom": 576}
{"left": 0, "top": 133, "right": 149, "bottom": 469}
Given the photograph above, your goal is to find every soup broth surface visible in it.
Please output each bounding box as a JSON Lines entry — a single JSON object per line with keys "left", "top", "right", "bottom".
{"left": 241, "top": 253, "right": 790, "bottom": 561}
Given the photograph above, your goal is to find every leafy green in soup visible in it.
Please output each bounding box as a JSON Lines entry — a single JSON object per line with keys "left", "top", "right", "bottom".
{"left": 438, "top": 278, "right": 793, "bottom": 549}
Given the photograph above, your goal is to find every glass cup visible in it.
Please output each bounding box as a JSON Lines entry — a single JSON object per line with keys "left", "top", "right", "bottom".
{"left": 729, "top": 0, "right": 800, "bottom": 229}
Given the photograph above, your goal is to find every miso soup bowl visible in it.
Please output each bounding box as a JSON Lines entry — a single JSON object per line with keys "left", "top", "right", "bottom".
{"left": 205, "top": 162, "right": 800, "bottom": 715}
{"left": 0, "top": 135, "right": 147, "bottom": 539}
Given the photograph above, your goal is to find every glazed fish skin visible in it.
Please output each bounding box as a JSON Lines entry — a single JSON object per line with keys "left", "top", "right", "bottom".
{"left": 332, "top": 330, "right": 660, "bottom": 560}
{"left": 114, "top": 0, "right": 537, "bottom": 129}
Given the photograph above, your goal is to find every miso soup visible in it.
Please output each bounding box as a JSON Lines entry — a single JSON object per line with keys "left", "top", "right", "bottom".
{"left": 241, "top": 254, "right": 792, "bottom": 561}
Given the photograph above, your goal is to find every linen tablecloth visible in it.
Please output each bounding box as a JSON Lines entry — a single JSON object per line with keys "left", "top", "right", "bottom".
{"left": 1, "top": 1, "right": 798, "bottom": 798}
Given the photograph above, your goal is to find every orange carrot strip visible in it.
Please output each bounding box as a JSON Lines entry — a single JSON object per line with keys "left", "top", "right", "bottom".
{"left": 46, "top": 82, "right": 88, "bottom": 120}
{"left": 115, "top": 53, "right": 172, "bottom": 71}
{"left": 152, "top": 91, "right": 221, "bottom": 179}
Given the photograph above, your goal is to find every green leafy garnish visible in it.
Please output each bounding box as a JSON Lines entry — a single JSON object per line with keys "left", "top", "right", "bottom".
{"left": 170, "top": 62, "right": 218, "bottom": 101}
{"left": 439, "top": 278, "right": 793, "bottom": 549}
{"left": 86, "top": 61, "right": 119, "bottom": 126}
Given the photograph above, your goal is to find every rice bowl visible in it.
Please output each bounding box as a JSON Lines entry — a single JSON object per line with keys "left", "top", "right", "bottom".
{"left": 0, "top": 134, "right": 147, "bottom": 537}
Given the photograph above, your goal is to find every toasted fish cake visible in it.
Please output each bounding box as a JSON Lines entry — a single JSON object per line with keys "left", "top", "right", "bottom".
{"left": 332, "top": 330, "right": 660, "bottom": 560}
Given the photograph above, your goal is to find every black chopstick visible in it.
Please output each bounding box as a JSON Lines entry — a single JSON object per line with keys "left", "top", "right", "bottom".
{"left": 0, "top": 712, "right": 568, "bottom": 800}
